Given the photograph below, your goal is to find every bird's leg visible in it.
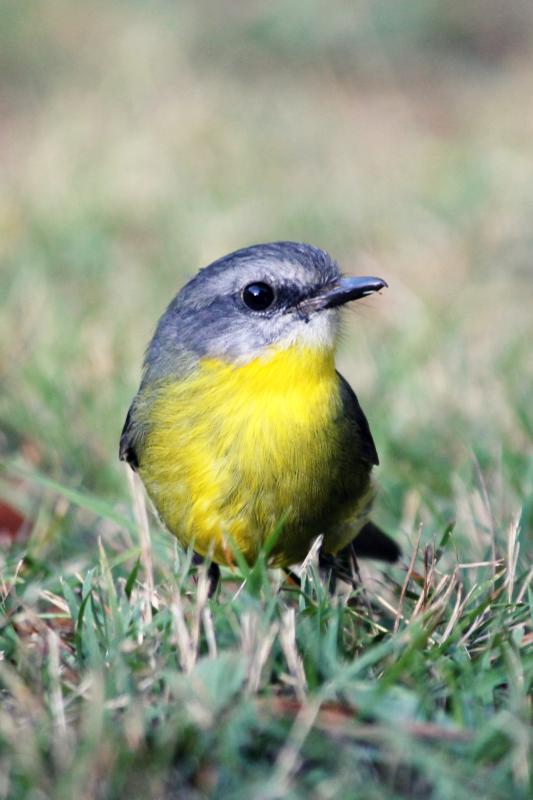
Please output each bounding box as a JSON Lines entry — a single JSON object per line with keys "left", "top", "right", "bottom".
{"left": 192, "top": 552, "right": 221, "bottom": 597}
{"left": 347, "top": 542, "right": 362, "bottom": 588}
{"left": 318, "top": 543, "right": 368, "bottom": 594}
{"left": 345, "top": 543, "right": 376, "bottom": 618}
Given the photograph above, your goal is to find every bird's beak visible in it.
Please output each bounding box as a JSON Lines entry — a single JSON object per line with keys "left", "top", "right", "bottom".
{"left": 299, "top": 276, "right": 388, "bottom": 313}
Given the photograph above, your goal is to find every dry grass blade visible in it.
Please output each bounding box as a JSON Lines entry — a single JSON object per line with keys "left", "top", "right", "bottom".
{"left": 201, "top": 606, "right": 218, "bottom": 658}
{"left": 279, "top": 608, "right": 307, "bottom": 701}
{"left": 241, "top": 612, "right": 279, "bottom": 694}
{"left": 47, "top": 629, "right": 67, "bottom": 741}
{"left": 126, "top": 465, "right": 153, "bottom": 623}
{"left": 516, "top": 565, "right": 533, "bottom": 604}
{"left": 297, "top": 534, "right": 323, "bottom": 578}
{"left": 394, "top": 526, "right": 422, "bottom": 633}
{"left": 171, "top": 589, "right": 195, "bottom": 674}
{"left": 506, "top": 512, "right": 521, "bottom": 603}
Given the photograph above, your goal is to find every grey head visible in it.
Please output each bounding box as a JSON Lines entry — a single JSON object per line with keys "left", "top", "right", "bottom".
{"left": 143, "top": 241, "right": 386, "bottom": 382}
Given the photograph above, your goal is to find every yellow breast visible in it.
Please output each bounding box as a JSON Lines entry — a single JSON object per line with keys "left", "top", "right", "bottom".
{"left": 137, "top": 345, "right": 366, "bottom": 565}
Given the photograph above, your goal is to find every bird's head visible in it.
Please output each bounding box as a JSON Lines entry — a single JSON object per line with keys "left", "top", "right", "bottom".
{"left": 144, "top": 241, "right": 387, "bottom": 378}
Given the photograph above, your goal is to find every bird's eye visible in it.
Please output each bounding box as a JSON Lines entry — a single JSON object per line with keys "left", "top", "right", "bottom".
{"left": 241, "top": 282, "right": 275, "bottom": 311}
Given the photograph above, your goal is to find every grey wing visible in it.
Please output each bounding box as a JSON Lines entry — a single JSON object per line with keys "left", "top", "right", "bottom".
{"left": 336, "top": 371, "right": 379, "bottom": 467}
{"left": 119, "top": 402, "right": 142, "bottom": 469}
{"left": 120, "top": 346, "right": 196, "bottom": 471}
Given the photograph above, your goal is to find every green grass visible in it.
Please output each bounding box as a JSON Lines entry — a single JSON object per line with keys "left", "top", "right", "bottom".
{"left": 0, "top": 473, "right": 530, "bottom": 799}
{"left": 1, "top": 2, "right": 532, "bottom": 798}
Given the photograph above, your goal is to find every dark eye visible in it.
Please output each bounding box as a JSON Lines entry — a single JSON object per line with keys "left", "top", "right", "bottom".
{"left": 241, "top": 282, "right": 275, "bottom": 311}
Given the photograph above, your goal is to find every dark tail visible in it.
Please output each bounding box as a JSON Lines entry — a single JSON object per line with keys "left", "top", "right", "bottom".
{"left": 351, "top": 520, "right": 401, "bottom": 563}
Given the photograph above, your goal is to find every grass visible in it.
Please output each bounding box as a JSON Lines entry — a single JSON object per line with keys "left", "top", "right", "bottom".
{"left": 1, "top": 2, "right": 532, "bottom": 798}
{"left": 0, "top": 476, "right": 530, "bottom": 799}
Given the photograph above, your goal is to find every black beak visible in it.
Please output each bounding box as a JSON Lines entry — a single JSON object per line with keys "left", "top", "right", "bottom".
{"left": 299, "top": 275, "right": 388, "bottom": 313}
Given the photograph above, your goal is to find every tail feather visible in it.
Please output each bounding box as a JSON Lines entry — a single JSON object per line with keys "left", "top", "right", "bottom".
{"left": 351, "top": 520, "right": 401, "bottom": 563}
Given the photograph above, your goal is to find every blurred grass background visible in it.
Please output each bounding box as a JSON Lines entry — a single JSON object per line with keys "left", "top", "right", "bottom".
{"left": 0, "top": 2, "right": 532, "bottom": 798}
{"left": 1, "top": 1, "right": 532, "bottom": 521}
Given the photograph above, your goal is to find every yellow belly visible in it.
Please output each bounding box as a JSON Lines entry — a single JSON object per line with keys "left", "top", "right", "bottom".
{"left": 137, "top": 345, "right": 372, "bottom": 566}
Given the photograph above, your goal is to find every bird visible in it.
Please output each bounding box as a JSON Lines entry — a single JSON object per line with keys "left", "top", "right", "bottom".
{"left": 120, "top": 241, "right": 400, "bottom": 591}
